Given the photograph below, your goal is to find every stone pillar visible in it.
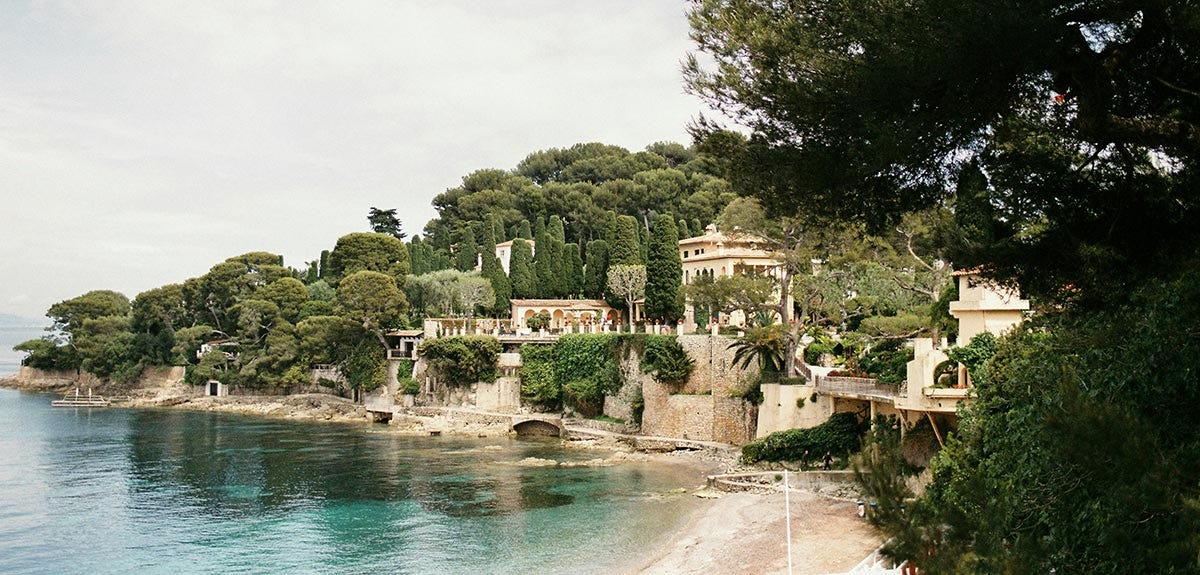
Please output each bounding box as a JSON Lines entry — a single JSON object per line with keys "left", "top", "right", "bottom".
{"left": 677, "top": 324, "right": 684, "bottom": 336}
{"left": 710, "top": 322, "right": 719, "bottom": 336}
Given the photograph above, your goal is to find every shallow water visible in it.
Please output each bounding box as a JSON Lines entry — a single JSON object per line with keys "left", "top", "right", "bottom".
{"left": 0, "top": 388, "right": 706, "bottom": 574}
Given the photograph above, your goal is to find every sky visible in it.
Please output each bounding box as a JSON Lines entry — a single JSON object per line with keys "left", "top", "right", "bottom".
{"left": 0, "top": 1, "right": 710, "bottom": 321}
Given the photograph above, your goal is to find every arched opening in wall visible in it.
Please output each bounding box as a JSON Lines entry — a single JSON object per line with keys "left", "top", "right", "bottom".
{"left": 552, "top": 310, "right": 565, "bottom": 328}
{"left": 522, "top": 309, "right": 536, "bottom": 327}
{"left": 513, "top": 419, "right": 562, "bottom": 437}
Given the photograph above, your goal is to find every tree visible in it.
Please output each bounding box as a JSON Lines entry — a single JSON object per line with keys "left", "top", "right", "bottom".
{"left": 608, "top": 214, "right": 642, "bottom": 266}
{"left": 47, "top": 290, "right": 130, "bottom": 334}
{"left": 455, "top": 227, "right": 478, "bottom": 272}
{"left": 688, "top": 1, "right": 1200, "bottom": 570}
{"left": 336, "top": 270, "right": 408, "bottom": 351}
{"left": 367, "top": 207, "right": 406, "bottom": 239}
{"left": 582, "top": 239, "right": 609, "bottom": 299}
{"left": 508, "top": 239, "right": 536, "bottom": 299}
{"left": 478, "top": 224, "right": 511, "bottom": 316}
{"left": 606, "top": 265, "right": 646, "bottom": 329}
{"left": 728, "top": 323, "right": 788, "bottom": 374}
{"left": 686, "top": 0, "right": 1200, "bottom": 305}
{"left": 256, "top": 277, "right": 308, "bottom": 324}
{"left": 562, "top": 243, "right": 584, "bottom": 298}
{"left": 457, "top": 275, "right": 495, "bottom": 317}
{"left": 644, "top": 216, "right": 683, "bottom": 323}
{"left": 328, "top": 232, "right": 411, "bottom": 286}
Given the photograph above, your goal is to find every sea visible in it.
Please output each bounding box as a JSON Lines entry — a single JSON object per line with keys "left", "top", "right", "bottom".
{"left": 0, "top": 388, "right": 708, "bottom": 574}
{"left": 0, "top": 324, "right": 47, "bottom": 378}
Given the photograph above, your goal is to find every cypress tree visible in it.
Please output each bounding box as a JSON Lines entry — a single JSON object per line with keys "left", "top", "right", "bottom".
{"left": 493, "top": 218, "right": 507, "bottom": 243}
{"left": 533, "top": 216, "right": 546, "bottom": 240}
{"left": 509, "top": 239, "right": 535, "bottom": 298}
{"left": 637, "top": 221, "right": 649, "bottom": 264}
{"left": 517, "top": 219, "right": 532, "bottom": 240}
{"left": 609, "top": 215, "right": 642, "bottom": 266}
{"left": 319, "top": 249, "right": 331, "bottom": 278}
{"left": 563, "top": 242, "right": 584, "bottom": 297}
{"left": 533, "top": 227, "right": 558, "bottom": 298}
{"left": 408, "top": 236, "right": 425, "bottom": 276}
{"left": 691, "top": 218, "right": 703, "bottom": 237}
{"left": 678, "top": 218, "right": 691, "bottom": 239}
{"left": 583, "top": 239, "right": 609, "bottom": 299}
{"left": 645, "top": 217, "right": 683, "bottom": 322}
{"left": 479, "top": 226, "right": 511, "bottom": 316}
{"left": 455, "top": 227, "right": 478, "bottom": 272}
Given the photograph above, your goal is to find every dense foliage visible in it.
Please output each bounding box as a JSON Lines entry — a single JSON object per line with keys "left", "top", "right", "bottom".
{"left": 518, "top": 343, "right": 559, "bottom": 409}
{"left": 418, "top": 336, "right": 501, "bottom": 386}
{"left": 689, "top": 0, "right": 1200, "bottom": 570}
{"left": 740, "top": 412, "right": 866, "bottom": 464}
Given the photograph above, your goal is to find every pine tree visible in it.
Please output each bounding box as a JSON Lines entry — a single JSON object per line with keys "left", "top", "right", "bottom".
{"left": 645, "top": 217, "right": 683, "bottom": 322}
{"left": 583, "top": 239, "right": 609, "bottom": 299}
{"left": 509, "top": 239, "right": 535, "bottom": 298}
{"left": 455, "top": 228, "right": 478, "bottom": 272}
{"left": 479, "top": 226, "right": 511, "bottom": 316}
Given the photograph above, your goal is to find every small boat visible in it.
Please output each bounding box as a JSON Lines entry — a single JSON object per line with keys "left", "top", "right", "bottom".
{"left": 51, "top": 388, "right": 110, "bottom": 408}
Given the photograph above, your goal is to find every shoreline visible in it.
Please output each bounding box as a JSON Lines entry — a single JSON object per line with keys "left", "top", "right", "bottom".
{"left": 1, "top": 375, "right": 883, "bottom": 573}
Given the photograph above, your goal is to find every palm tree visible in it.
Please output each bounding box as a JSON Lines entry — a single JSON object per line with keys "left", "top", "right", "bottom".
{"left": 728, "top": 323, "right": 789, "bottom": 376}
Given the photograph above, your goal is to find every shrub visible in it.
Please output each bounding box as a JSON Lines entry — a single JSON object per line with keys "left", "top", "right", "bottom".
{"left": 398, "top": 377, "right": 420, "bottom": 395}
{"left": 947, "top": 332, "right": 999, "bottom": 380}
{"left": 857, "top": 339, "right": 914, "bottom": 385}
{"left": 519, "top": 343, "right": 560, "bottom": 409}
{"left": 803, "top": 340, "right": 836, "bottom": 365}
{"left": 556, "top": 334, "right": 621, "bottom": 416}
{"left": 419, "top": 336, "right": 501, "bottom": 385}
{"left": 741, "top": 412, "right": 866, "bottom": 463}
{"left": 641, "top": 335, "right": 695, "bottom": 385}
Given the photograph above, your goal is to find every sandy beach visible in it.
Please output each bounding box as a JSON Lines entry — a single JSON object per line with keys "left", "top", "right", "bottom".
{"left": 632, "top": 490, "right": 880, "bottom": 575}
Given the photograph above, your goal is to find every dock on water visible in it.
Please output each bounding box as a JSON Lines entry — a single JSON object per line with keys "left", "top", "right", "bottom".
{"left": 51, "top": 388, "right": 111, "bottom": 408}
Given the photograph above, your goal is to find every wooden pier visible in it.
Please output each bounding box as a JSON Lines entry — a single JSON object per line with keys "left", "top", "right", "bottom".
{"left": 51, "top": 388, "right": 111, "bottom": 408}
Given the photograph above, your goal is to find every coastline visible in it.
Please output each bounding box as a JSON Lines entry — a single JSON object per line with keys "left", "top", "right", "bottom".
{"left": 2, "top": 372, "right": 882, "bottom": 573}
{"left": 630, "top": 489, "right": 880, "bottom": 575}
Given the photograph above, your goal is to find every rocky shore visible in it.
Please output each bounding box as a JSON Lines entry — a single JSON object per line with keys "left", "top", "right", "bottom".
{"left": 2, "top": 368, "right": 882, "bottom": 573}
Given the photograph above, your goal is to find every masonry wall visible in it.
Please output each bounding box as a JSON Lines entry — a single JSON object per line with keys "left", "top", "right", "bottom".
{"left": 639, "top": 334, "right": 758, "bottom": 445}
{"left": 757, "top": 383, "right": 834, "bottom": 437}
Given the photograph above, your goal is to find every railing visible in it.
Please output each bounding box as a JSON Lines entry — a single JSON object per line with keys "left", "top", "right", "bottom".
{"left": 815, "top": 375, "right": 900, "bottom": 400}
{"left": 386, "top": 349, "right": 415, "bottom": 360}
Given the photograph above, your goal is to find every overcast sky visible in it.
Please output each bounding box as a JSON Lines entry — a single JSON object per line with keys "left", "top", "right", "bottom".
{"left": 0, "top": 1, "right": 709, "bottom": 321}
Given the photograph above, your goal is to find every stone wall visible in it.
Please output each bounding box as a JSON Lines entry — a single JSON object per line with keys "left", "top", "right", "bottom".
{"left": 5, "top": 365, "right": 185, "bottom": 391}
{"left": 475, "top": 377, "right": 520, "bottom": 412}
{"left": 639, "top": 334, "right": 758, "bottom": 445}
{"left": 756, "top": 383, "right": 834, "bottom": 437}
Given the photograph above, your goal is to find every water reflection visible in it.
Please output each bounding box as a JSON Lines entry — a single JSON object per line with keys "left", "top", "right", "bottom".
{"left": 0, "top": 389, "right": 707, "bottom": 575}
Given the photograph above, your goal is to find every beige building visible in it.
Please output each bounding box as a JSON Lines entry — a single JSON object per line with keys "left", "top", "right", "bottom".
{"left": 679, "top": 224, "right": 787, "bottom": 327}
{"left": 949, "top": 268, "right": 1030, "bottom": 342}
{"left": 494, "top": 239, "right": 535, "bottom": 275}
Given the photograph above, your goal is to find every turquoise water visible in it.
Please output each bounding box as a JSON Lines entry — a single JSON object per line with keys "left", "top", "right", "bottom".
{"left": 0, "top": 389, "right": 708, "bottom": 574}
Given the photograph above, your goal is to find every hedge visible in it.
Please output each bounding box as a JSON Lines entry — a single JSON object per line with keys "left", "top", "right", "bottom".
{"left": 740, "top": 412, "right": 867, "bottom": 463}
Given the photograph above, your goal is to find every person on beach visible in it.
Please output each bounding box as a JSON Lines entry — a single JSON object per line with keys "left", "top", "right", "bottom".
{"left": 823, "top": 451, "right": 833, "bottom": 470}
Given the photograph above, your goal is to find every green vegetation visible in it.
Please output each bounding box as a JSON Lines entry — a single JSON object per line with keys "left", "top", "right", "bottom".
{"left": 687, "top": 0, "right": 1200, "bottom": 569}
{"left": 740, "top": 412, "right": 865, "bottom": 464}
{"left": 418, "top": 336, "right": 501, "bottom": 386}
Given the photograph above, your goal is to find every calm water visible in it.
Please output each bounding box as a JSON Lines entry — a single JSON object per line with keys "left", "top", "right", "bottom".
{"left": 0, "top": 388, "right": 707, "bottom": 574}
{"left": 0, "top": 325, "right": 46, "bottom": 378}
